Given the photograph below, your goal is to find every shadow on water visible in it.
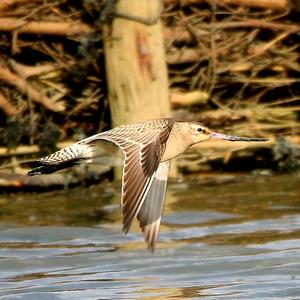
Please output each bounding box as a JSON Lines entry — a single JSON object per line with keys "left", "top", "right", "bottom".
{"left": 0, "top": 174, "right": 299, "bottom": 299}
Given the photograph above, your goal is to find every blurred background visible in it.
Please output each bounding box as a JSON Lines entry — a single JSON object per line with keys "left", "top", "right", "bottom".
{"left": 0, "top": 0, "right": 299, "bottom": 299}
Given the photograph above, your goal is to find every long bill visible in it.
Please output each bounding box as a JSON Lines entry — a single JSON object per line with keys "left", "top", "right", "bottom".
{"left": 210, "top": 132, "right": 268, "bottom": 142}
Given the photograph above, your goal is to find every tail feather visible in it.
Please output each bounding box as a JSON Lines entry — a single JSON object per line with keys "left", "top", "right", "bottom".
{"left": 27, "top": 143, "right": 94, "bottom": 176}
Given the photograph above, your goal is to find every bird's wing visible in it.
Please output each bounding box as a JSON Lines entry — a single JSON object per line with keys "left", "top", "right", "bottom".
{"left": 27, "top": 118, "right": 174, "bottom": 234}
{"left": 27, "top": 143, "right": 97, "bottom": 176}
{"left": 137, "top": 161, "right": 170, "bottom": 252}
{"left": 82, "top": 118, "right": 174, "bottom": 233}
{"left": 28, "top": 118, "right": 173, "bottom": 175}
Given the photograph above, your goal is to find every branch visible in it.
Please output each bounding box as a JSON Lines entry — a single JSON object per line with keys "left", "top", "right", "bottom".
{"left": 164, "top": 0, "right": 288, "bottom": 11}
{"left": 0, "top": 0, "right": 42, "bottom": 12}
{"left": 164, "top": 22, "right": 299, "bottom": 47}
{"left": 8, "top": 60, "right": 57, "bottom": 79}
{"left": 167, "top": 48, "right": 201, "bottom": 64}
{"left": 171, "top": 90, "right": 209, "bottom": 106}
{"left": 0, "top": 64, "right": 64, "bottom": 112}
{"left": 0, "top": 18, "right": 93, "bottom": 36}
{"left": 199, "top": 20, "right": 299, "bottom": 33}
{"left": 0, "top": 90, "right": 18, "bottom": 116}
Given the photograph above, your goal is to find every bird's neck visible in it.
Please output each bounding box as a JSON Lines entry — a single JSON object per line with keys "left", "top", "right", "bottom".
{"left": 161, "top": 122, "right": 194, "bottom": 161}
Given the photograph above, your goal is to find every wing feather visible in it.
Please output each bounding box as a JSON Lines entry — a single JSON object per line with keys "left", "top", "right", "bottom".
{"left": 137, "top": 161, "right": 170, "bottom": 251}
{"left": 28, "top": 118, "right": 174, "bottom": 235}
{"left": 92, "top": 118, "right": 174, "bottom": 233}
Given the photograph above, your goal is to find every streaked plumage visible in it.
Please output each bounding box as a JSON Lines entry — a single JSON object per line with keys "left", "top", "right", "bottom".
{"left": 28, "top": 118, "right": 268, "bottom": 251}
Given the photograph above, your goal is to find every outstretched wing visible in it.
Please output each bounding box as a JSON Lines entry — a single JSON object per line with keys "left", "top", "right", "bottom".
{"left": 28, "top": 118, "right": 174, "bottom": 234}
{"left": 137, "top": 161, "right": 170, "bottom": 252}
{"left": 89, "top": 118, "right": 173, "bottom": 233}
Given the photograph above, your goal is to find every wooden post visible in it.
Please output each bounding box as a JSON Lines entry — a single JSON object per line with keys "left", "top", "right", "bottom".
{"left": 103, "top": 0, "right": 170, "bottom": 127}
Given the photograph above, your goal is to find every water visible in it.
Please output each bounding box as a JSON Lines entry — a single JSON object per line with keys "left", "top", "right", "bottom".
{"left": 0, "top": 174, "right": 299, "bottom": 299}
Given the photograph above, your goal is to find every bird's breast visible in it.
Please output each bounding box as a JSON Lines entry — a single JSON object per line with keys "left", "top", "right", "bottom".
{"left": 161, "top": 133, "right": 192, "bottom": 162}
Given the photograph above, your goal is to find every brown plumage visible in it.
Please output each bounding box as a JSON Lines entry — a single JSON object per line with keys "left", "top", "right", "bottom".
{"left": 28, "top": 118, "right": 268, "bottom": 251}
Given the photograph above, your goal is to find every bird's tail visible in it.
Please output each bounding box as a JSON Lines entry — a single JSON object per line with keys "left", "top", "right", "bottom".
{"left": 27, "top": 143, "right": 94, "bottom": 176}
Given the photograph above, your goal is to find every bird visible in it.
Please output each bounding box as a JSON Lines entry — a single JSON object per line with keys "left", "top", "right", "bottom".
{"left": 28, "top": 118, "right": 268, "bottom": 251}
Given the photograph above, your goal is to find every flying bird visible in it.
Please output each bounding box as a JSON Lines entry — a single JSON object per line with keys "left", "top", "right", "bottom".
{"left": 28, "top": 118, "right": 268, "bottom": 251}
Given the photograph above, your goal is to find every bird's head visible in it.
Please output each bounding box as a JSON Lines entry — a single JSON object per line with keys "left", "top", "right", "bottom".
{"left": 188, "top": 123, "right": 268, "bottom": 144}
{"left": 189, "top": 123, "right": 212, "bottom": 144}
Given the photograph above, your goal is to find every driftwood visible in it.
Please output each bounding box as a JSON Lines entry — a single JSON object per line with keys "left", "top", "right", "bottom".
{"left": 0, "top": 64, "right": 64, "bottom": 112}
{"left": 167, "top": 48, "right": 202, "bottom": 64}
{"left": 8, "top": 60, "right": 57, "bottom": 79}
{"left": 0, "top": 0, "right": 42, "bottom": 12}
{"left": 171, "top": 90, "right": 209, "bottom": 106}
{"left": 0, "top": 18, "right": 93, "bottom": 36}
{"left": 164, "top": 22, "right": 300, "bottom": 45}
{"left": 164, "top": 0, "right": 289, "bottom": 11}
{"left": 0, "top": 90, "right": 18, "bottom": 116}
{"left": 196, "top": 20, "right": 299, "bottom": 33}
{"left": 0, "top": 0, "right": 289, "bottom": 14}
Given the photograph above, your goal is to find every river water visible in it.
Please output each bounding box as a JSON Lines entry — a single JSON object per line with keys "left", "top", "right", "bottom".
{"left": 0, "top": 174, "right": 299, "bottom": 299}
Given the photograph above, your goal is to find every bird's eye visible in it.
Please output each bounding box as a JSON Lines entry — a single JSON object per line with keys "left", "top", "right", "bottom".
{"left": 197, "top": 128, "right": 204, "bottom": 133}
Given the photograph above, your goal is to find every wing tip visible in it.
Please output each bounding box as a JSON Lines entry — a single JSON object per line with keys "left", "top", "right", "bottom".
{"left": 122, "top": 224, "right": 130, "bottom": 235}
{"left": 146, "top": 239, "right": 156, "bottom": 253}
{"left": 122, "top": 222, "right": 157, "bottom": 252}
{"left": 27, "top": 163, "right": 56, "bottom": 176}
{"left": 27, "top": 167, "right": 43, "bottom": 176}
{"left": 140, "top": 225, "right": 159, "bottom": 253}
{"left": 27, "top": 158, "right": 81, "bottom": 176}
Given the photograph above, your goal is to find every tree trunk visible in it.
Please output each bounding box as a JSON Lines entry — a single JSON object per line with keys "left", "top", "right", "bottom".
{"left": 103, "top": 0, "right": 170, "bottom": 127}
